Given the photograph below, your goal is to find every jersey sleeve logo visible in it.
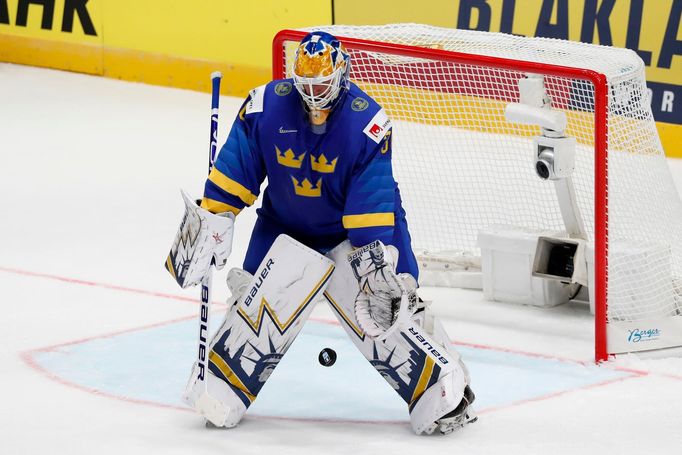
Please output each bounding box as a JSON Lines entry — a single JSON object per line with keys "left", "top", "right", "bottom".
{"left": 245, "top": 84, "right": 266, "bottom": 115}
{"left": 274, "top": 82, "right": 293, "bottom": 96}
{"left": 363, "top": 109, "right": 392, "bottom": 144}
{"left": 351, "top": 97, "right": 369, "bottom": 111}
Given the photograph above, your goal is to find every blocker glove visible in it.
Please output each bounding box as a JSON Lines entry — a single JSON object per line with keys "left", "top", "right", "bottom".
{"left": 165, "top": 190, "right": 235, "bottom": 288}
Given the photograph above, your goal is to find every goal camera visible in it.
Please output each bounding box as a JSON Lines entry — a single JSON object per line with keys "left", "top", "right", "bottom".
{"left": 533, "top": 135, "right": 577, "bottom": 181}
{"left": 503, "top": 79, "right": 577, "bottom": 181}
{"left": 504, "top": 102, "right": 577, "bottom": 181}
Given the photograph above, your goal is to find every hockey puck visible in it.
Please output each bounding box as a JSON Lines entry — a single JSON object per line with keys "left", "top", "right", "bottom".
{"left": 318, "top": 348, "right": 337, "bottom": 367}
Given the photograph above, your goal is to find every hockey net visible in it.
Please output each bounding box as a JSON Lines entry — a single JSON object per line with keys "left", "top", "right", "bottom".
{"left": 272, "top": 24, "right": 682, "bottom": 361}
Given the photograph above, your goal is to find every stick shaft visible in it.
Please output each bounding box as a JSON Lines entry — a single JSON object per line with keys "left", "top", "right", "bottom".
{"left": 208, "top": 71, "right": 222, "bottom": 173}
{"left": 197, "top": 72, "right": 222, "bottom": 389}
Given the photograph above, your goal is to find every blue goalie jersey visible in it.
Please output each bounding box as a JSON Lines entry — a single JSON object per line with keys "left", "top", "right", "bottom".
{"left": 201, "top": 79, "right": 419, "bottom": 279}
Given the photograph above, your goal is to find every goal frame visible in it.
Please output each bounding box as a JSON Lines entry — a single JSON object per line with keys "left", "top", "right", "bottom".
{"left": 272, "top": 29, "right": 610, "bottom": 363}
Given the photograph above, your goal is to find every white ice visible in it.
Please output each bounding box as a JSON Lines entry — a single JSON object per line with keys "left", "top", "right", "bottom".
{"left": 1, "top": 63, "right": 682, "bottom": 455}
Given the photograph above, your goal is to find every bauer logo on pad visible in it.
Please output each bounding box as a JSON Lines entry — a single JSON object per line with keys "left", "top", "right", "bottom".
{"left": 244, "top": 259, "right": 275, "bottom": 307}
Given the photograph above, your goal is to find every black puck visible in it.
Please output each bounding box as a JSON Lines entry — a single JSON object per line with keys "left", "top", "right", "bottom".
{"left": 318, "top": 348, "right": 337, "bottom": 367}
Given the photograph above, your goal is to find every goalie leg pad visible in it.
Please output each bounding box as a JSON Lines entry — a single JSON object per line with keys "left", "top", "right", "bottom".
{"left": 184, "top": 364, "right": 248, "bottom": 428}
{"left": 409, "top": 369, "right": 466, "bottom": 435}
{"left": 184, "top": 235, "right": 335, "bottom": 427}
{"left": 413, "top": 303, "right": 472, "bottom": 385}
{"left": 325, "top": 240, "right": 472, "bottom": 435}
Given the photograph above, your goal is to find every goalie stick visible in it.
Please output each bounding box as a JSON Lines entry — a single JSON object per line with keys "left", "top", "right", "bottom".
{"left": 194, "top": 71, "right": 222, "bottom": 392}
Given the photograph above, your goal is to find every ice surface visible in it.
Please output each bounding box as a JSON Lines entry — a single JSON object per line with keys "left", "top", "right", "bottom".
{"left": 1, "top": 63, "right": 681, "bottom": 454}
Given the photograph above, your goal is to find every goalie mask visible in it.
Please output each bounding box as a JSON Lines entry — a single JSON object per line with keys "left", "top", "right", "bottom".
{"left": 293, "top": 31, "right": 350, "bottom": 123}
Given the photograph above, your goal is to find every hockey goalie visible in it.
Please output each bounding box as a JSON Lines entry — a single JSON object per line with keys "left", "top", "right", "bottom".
{"left": 165, "top": 31, "right": 476, "bottom": 435}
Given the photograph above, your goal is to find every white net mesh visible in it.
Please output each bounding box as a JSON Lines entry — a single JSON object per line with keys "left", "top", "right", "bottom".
{"left": 278, "top": 24, "right": 682, "bottom": 328}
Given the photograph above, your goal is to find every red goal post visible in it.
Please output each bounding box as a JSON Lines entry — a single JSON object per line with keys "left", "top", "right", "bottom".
{"left": 272, "top": 28, "right": 611, "bottom": 362}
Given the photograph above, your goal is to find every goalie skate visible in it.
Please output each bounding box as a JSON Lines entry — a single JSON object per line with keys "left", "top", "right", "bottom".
{"left": 428, "top": 385, "right": 477, "bottom": 435}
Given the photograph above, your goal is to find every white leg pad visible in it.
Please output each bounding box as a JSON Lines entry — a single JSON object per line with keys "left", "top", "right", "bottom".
{"left": 418, "top": 305, "right": 472, "bottom": 385}
{"left": 324, "top": 240, "right": 471, "bottom": 435}
{"left": 183, "top": 235, "right": 335, "bottom": 428}
{"left": 409, "top": 369, "right": 466, "bottom": 435}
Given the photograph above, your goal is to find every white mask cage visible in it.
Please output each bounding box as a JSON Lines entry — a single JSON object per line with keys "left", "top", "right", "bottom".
{"left": 293, "top": 67, "right": 344, "bottom": 111}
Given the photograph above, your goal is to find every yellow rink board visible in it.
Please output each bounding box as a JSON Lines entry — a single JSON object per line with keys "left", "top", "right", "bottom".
{"left": 0, "top": 0, "right": 679, "bottom": 155}
{"left": 0, "top": 0, "right": 330, "bottom": 95}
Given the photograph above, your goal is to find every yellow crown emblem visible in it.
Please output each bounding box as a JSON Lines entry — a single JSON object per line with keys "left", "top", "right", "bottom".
{"left": 276, "top": 146, "right": 305, "bottom": 169}
{"left": 291, "top": 176, "right": 322, "bottom": 197}
{"left": 310, "top": 154, "right": 338, "bottom": 173}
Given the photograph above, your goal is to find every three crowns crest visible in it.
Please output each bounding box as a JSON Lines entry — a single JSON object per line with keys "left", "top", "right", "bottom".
{"left": 275, "top": 145, "right": 337, "bottom": 198}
